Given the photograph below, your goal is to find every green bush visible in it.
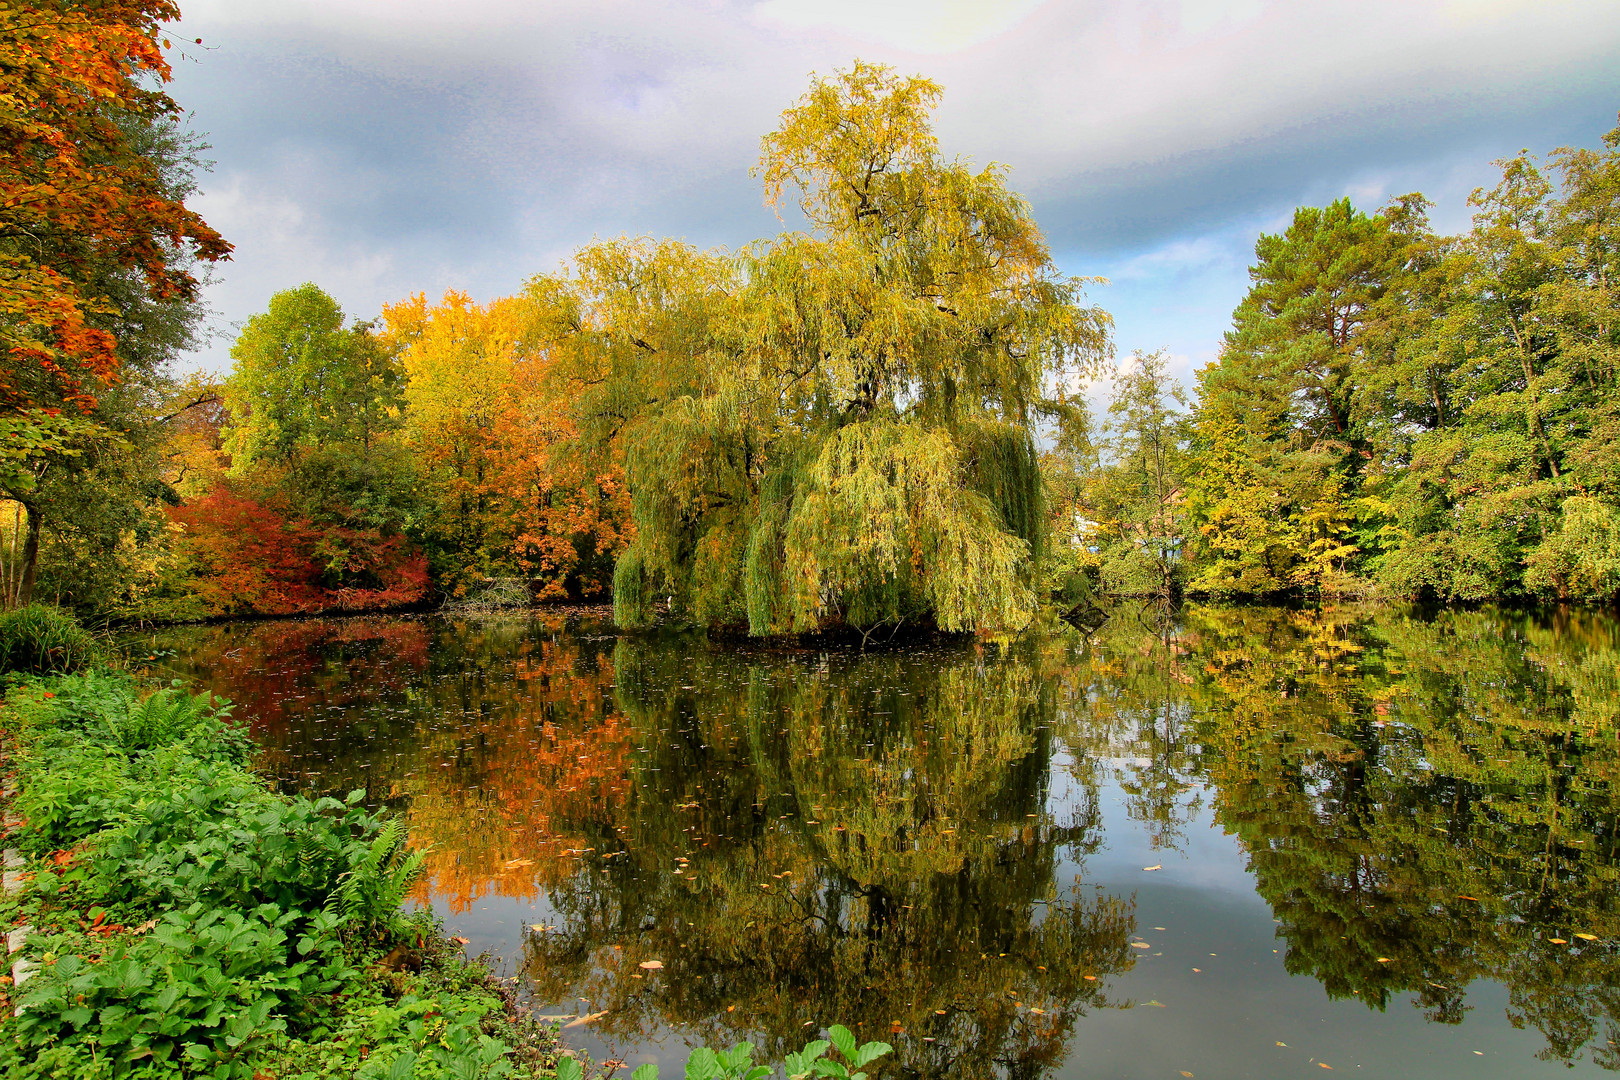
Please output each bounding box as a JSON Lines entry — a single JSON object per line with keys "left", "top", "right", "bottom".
{"left": 0, "top": 603, "right": 99, "bottom": 675}
{"left": 0, "top": 671, "right": 537, "bottom": 1079}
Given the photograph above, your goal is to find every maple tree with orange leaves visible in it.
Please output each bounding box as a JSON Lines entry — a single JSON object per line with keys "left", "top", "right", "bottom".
{"left": 0, "top": 0, "right": 229, "bottom": 413}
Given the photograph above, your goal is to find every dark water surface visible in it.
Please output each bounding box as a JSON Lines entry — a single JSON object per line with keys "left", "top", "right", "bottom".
{"left": 129, "top": 605, "right": 1620, "bottom": 1080}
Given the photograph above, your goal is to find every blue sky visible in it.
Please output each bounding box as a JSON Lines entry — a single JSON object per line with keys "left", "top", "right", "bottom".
{"left": 168, "top": 0, "right": 1620, "bottom": 391}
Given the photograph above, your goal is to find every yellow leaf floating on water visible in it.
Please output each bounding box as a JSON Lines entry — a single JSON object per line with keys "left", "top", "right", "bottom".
{"left": 1131, "top": 942, "right": 1152, "bottom": 949}
{"left": 1319, "top": 1064, "right": 1332, "bottom": 1070}
{"left": 1575, "top": 933, "right": 1599, "bottom": 941}
{"left": 1181, "top": 1073, "right": 1193, "bottom": 1077}
{"left": 1275, "top": 1042, "right": 1287, "bottom": 1047}
{"left": 1142, "top": 865, "right": 1162, "bottom": 871}
{"left": 639, "top": 960, "right": 664, "bottom": 970}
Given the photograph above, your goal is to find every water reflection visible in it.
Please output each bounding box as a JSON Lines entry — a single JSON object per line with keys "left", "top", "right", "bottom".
{"left": 136, "top": 604, "right": 1620, "bottom": 1075}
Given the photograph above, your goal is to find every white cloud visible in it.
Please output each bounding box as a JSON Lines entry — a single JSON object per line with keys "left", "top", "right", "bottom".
{"left": 161, "top": 0, "right": 1620, "bottom": 374}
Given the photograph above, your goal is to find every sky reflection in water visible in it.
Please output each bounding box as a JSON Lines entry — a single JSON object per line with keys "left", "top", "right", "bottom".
{"left": 132, "top": 604, "right": 1620, "bottom": 1079}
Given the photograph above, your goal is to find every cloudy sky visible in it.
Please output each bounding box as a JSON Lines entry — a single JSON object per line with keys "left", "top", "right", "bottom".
{"left": 167, "top": 0, "right": 1620, "bottom": 387}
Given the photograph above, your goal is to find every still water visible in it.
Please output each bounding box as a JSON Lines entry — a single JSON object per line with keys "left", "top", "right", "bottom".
{"left": 130, "top": 605, "right": 1620, "bottom": 1080}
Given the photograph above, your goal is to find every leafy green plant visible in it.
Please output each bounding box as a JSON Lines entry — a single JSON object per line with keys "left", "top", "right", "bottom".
{"left": 0, "top": 603, "right": 99, "bottom": 674}
{"left": 327, "top": 812, "right": 428, "bottom": 943}
{"left": 9, "top": 902, "right": 349, "bottom": 1079}
{"left": 0, "top": 670, "right": 544, "bottom": 1079}
{"left": 630, "top": 1026, "right": 892, "bottom": 1080}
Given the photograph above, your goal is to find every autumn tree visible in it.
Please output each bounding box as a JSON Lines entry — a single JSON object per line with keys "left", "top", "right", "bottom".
{"left": 557, "top": 63, "right": 1111, "bottom": 635}
{"left": 384, "top": 289, "right": 630, "bottom": 598}
{"left": 0, "top": 1, "right": 230, "bottom": 606}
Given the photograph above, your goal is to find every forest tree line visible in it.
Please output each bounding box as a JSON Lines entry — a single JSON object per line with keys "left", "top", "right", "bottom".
{"left": 4, "top": 3, "right": 1617, "bottom": 629}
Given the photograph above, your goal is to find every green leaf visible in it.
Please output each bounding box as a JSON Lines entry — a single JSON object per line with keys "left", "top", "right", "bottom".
{"left": 633, "top": 1062, "right": 661, "bottom": 1080}
{"left": 686, "top": 1047, "right": 721, "bottom": 1080}
{"left": 853, "top": 1042, "right": 892, "bottom": 1069}
{"left": 827, "top": 1026, "right": 857, "bottom": 1064}
{"left": 558, "top": 1056, "right": 585, "bottom": 1080}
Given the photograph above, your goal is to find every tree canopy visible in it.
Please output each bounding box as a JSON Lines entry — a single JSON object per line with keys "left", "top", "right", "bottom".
{"left": 551, "top": 62, "right": 1113, "bottom": 635}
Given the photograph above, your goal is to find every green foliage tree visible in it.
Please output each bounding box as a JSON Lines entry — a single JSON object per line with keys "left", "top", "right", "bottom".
{"left": 222, "top": 283, "right": 417, "bottom": 535}
{"left": 224, "top": 283, "right": 402, "bottom": 463}
{"left": 1082, "top": 350, "right": 1191, "bottom": 597}
{"left": 1185, "top": 197, "right": 1423, "bottom": 597}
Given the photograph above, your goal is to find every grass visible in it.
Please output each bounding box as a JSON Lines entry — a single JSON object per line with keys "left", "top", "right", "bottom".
{"left": 0, "top": 604, "right": 100, "bottom": 676}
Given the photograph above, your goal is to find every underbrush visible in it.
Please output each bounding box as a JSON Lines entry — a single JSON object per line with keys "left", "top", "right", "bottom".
{"left": 0, "top": 670, "right": 565, "bottom": 1079}
{"left": 0, "top": 604, "right": 100, "bottom": 676}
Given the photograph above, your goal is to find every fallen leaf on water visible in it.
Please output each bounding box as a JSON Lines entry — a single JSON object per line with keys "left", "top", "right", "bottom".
{"left": 1575, "top": 933, "right": 1599, "bottom": 941}
{"left": 1549, "top": 938, "right": 1568, "bottom": 944}
{"left": 1142, "top": 865, "right": 1162, "bottom": 872}
{"left": 1181, "top": 1072, "right": 1193, "bottom": 1077}
{"left": 1275, "top": 1042, "right": 1287, "bottom": 1047}
{"left": 1131, "top": 942, "right": 1151, "bottom": 949}
{"left": 564, "top": 1011, "right": 608, "bottom": 1028}
{"left": 1319, "top": 1064, "right": 1332, "bottom": 1070}
{"left": 639, "top": 960, "right": 664, "bottom": 970}
{"left": 1142, "top": 1000, "right": 1166, "bottom": 1008}
{"left": 451, "top": 936, "right": 469, "bottom": 946}
{"left": 1192, "top": 968, "right": 1201, "bottom": 973}
{"left": 1376, "top": 957, "right": 1392, "bottom": 963}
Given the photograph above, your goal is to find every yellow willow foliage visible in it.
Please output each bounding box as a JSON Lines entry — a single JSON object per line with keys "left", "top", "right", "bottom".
{"left": 531, "top": 62, "right": 1112, "bottom": 634}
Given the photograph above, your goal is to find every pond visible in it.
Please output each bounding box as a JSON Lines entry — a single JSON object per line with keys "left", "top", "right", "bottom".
{"left": 127, "top": 604, "right": 1620, "bottom": 1080}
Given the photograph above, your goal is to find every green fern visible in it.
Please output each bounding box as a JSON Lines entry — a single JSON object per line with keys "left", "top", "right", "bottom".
{"left": 328, "top": 818, "right": 428, "bottom": 942}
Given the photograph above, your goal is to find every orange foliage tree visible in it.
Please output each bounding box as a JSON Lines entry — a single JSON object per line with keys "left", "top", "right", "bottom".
{"left": 0, "top": 0, "right": 230, "bottom": 412}
{"left": 383, "top": 290, "right": 631, "bottom": 598}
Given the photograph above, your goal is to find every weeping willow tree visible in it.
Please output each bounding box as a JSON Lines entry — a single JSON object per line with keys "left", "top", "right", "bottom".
{"left": 548, "top": 62, "right": 1112, "bottom": 634}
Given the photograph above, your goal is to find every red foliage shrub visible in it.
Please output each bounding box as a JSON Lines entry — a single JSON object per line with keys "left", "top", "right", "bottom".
{"left": 169, "top": 489, "right": 430, "bottom": 617}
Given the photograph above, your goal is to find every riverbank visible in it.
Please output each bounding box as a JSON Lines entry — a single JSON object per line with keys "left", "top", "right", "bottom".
{"left": 0, "top": 669, "right": 572, "bottom": 1079}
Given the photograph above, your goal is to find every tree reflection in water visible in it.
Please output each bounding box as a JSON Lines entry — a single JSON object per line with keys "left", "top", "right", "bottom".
{"left": 137, "top": 604, "right": 1620, "bottom": 1073}
{"left": 1068, "top": 604, "right": 1620, "bottom": 1070}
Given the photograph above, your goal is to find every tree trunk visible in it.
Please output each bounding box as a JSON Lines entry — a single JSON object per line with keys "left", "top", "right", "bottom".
{"left": 17, "top": 502, "right": 40, "bottom": 607}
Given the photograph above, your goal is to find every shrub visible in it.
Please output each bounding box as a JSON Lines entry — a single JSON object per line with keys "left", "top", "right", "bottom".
{"left": 0, "top": 671, "right": 512, "bottom": 1079}
{"left": 0, "top": 603, "right": 98, "bottom": 675}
